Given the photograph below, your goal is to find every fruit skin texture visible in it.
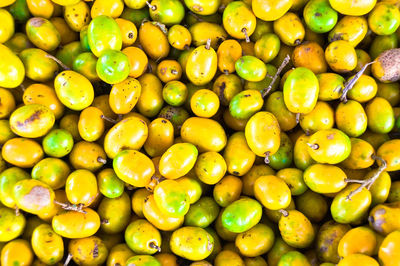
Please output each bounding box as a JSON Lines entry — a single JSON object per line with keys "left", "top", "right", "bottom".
{"left": 254, "top": 175, "right": 292, "bottom": 210}
{"left": 283, "top": 67, "right": 319, "bottom": 114}
{"left": 252, "top": 0, "right": 293, "bottom": 22}
{"left": 87, "top": 15, "right": 122, "bottom": 57}
{"left": 379, "top": 230, "right": 400, "bottom": 265}
{"left": 278, "top": 210, "right": 315, "bottom": 248}
{"left": 0, "top": 44, "right": 25, "bottom": 88}
{"left": 170, "top": 226, "right": 214, "bottom": 261}
{"left": 329, "top": 0, "right": 376, "bottom": 16}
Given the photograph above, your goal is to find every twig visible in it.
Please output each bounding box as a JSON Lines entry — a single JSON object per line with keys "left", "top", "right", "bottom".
{"left": 262, "top": 55, "right": 290, "bottom": 98}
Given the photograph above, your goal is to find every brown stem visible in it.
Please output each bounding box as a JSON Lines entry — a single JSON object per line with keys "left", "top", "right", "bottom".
{"left": 171, "top": 69, "right": 178, "bottom": 75}
{"left": 262, "top": 55, "right": 290, "bottom": 98}
{"left": 101, "top": 219, "right": 109, "bottom": 224}
{"left": 54, "top": 201, "right": 87, "bottom": 214}
{"left": 345, "top": 179, "right": 365, "bottom": 184}
{"left": 15, "top": 206, "right": 20, "bottom": 216}
{"left": 264, "top": 151, "right": 270, "bottom": 164}
{"left": 188, "top": 11, "right": 204, "bottom": 22}
{"left": 242, "top": 28, "right": 250, "bottom": 43}
{"left": 64, "top": 253, "right": 73, "bottom": 266}
{"left": 19, "top": 84, "right": 25, "bottom": 92}
{"left": 146, "top": 1, "right": 157, "bottom": 10}
{"left": 97, "top": 157, "right": 107, "bottom": 164}
{"left": 45, "top": 54, "right": 70, "bottom": 70}
{"left": 340, "top": 61, "right": 376, "bottom": 103}
{"left": 346, "top": 156, "right": 387, "bottom": 200}
{"left": 224, "top": 69, "right": 229, "bottom": 75}
{"left": 149, "top": 242, "right": 161, "bottom": 252}
{"left": 101, "top": 115, "right": 118, "bottom": 124}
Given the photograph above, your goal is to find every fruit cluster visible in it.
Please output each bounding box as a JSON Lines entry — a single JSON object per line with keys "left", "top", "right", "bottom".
{"left": 0, "top": 0, "right": 400, "bottom": 265}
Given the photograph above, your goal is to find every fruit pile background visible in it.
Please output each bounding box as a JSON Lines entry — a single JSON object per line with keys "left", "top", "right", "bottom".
{"left": 0, "top": 0, "right": 400, "bottom": 265}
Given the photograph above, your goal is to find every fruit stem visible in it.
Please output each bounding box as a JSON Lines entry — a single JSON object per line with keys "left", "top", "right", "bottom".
{"left": 45, "top": 54, "right": 70, "bottom": 70}
{"left": 19, "top": 83, "right": 25, "bottom": 92}
{"left": 188, "top": 11, "right": 204, "bottom": 22}
{"left": 97, "top": 156, "right": 107, "bottom": 164}
{"left": 64, "top": 253, "right": 73, "bottom": 266}
{"left": 306, "top": 143, "right": 319, "bottom": 150}
{"left": 346, "top": 155, "right": 387, "bottom": 200}
{"left": 242, "top": 28, "right": 250, "bottom": 43}
{"left": 149, "top": 242, "right": 161, "bottom": 252}
{"left": 340, "top": 61, "right": 376, "bottom": 103}
{"left": 224, "top": 69, "right": 229, "bottom": 75}
{"left": 101, "top": 114, "right": 118, "bottom": 124}
{"left": 205, "top": 38, "right": 211, "bottom": 50}
{"left": 278, "top": 209, "right": 289, "bottom": 217}
{"left": 54, "top": 201, "right": 87, "bottom": 214}
{"left": 262, "top": 55, "right": 290, "bottom": 98}
{"left": 101, "top": 219, "right": 109, "bottom": 224}
{"left": 264, "top": 151, "right": 270, "bottom": 164}
{"left": 15, "top": 206, "right": 20, "bottom": 216}
{"left": 146, "top": 1, "right": 157, "bottom": 11}
{"left": 296, "top": 113, "right": 300, "bottom": 124}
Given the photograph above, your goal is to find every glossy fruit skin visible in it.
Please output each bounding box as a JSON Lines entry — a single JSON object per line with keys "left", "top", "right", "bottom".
{"left": 194, "top": 152, "right": 226, "bottom": 185}
{"left": 0, "top": 44, "right": 25, "bottom": 88}
{"left": 265, "top": 91, "right": 297, "bottom": 131}
{"left": 304, "top": 0, "right": 338, "bottom": 33}
{"left": 335, "top": 100, "right": 368, "bottom": 137}
{"left": 25, "top": 17, "right": 60, "bottom": 51}
{"left": 307, "top": 128, "right": 351, "bottom": 164}
{"left": 213, "top": 175, "right": 242, "bottom": 207}
{"left": 2, "top": 138, "right": 43, "bottom": 168}
{"left": 66, "top": 169, "right": 98, "bottom": 206}
{"left": 254, "top": 175, "right": 291, "bottom": 210}
{"left": 268, "top": 132, "right": 293, "bottom": 170}
{"left": 368, "top": 2, "right": 400, "bottom": 36}
{"left": 113, "top": 149, "right": 154, "bottom": 187}
{"left": 377, "top": 139, "right": 400, "bottom": 171}
{"left": 97, "top": 168, "right": 124, "bottom": 199}
{"left": 235, "top": 56, "right": 267, "bottom": 82}
{"left": 245, "top": 111, "right": 281, "bottom": 157}
{"left": 78, "top": 107, "right": 104, "bottom": 142}
{"left": 331, "top": 184, "right": 371, "bottom": 224}
{"left": 304, "top": 164, "right": 347, "bottom": 194}
{"left": 274, "top": 13, "right": 305, "bottom": 46}
{"left": 154, "top": 180, "right": 190, "bottom": 217}
{"left": 224, "top": 132, "right": 255, "bottom": 177}
{"left": 222, "top": 197, "right": 262, "bottom": 233}
{"left": 190, "top": 89, "right": 219, "bottom": 118}
{"left": 54, "top": 70, "right": 94, "bottom": 111}
{"left": 170, "top": 226, "right": 214, "bottom": 261}
{"left": 96, "top": 50, "right": 130, "bottom": 84}
{"left": 299, "top": 101, "right": 334, "bottom": 134}
{"left": 19, "top": 48, "right": 57, "bottom": 83}
{"left": 23, "top": 84, "right": 64, "bottom": 119}
{"left": 159, "top": 143, "right": 198, "bottom": 179}
{"left": 279, "top": 210, "right": 315, "bottom": 248}
{"left": 144, "top": 118, "right": 174, "bottom": 157}
{"left": 341, "top": 138, "right": 375, "bottom": 170}
{"left": 252, "top": 0, "right": 293, "bottom": 21}
{"left": 139, "top": 21, "right": 169, "bottom": 60}
{"left": 223, "top": 1, "right": 256, "bottom": 40}
{"left": 126, "top": 255, "right": 161, "bottom": 266}
{"left": 13, "top": 179, "right": 54, "bottom": 215}
{"left": 235, "top": 223, "right": 274, "bottom": 257}
{"left": 181, "top": 117, "right": 227, "bottom": 152}
{"left": 9, "top": 104, "right": 54, "bottom": 139}
{"left": 293, "top": 42, "right": 328, "bottom": 74}
{"left": 104, "top": 117, "right": 148, "bottom": 159}
{"left": 0, "top": 206, "right": 26, "bottom": 242}
{"left": 317, "top": 72, "right": 344, "bottom": 101}
{"left": 0, "top": 167, "right": 30, "bottom": 208}
{"left": 1, "top": 239, "right": 34, "bottom": 266}
{"left": 69, "top": 141, "right": 106, "bottom": 172}
{"left": 143, "top": 194, "right": 184, "bottom": 231}
{"left": 217, "top": 40, "right": 242, "bottom": 73}
{"left": 185, "top": 197, "right": 220, "bottom": 228}
{"left": 329, "top": 0, "right": 376, "bottom": 16}
{"left": 229, "top": 90, "right": 263, "bottom": 120}
{"left": 369, "top": 202, "right": 400, "bottom": 235}
{"left": 337, "top": 226, "right": 376, "bottom": 257}
{"left": 347, "top": 75, "right": 377, "bottom": 103}
{"left": 69, "top": 236, "right": 108, "bottom": 265}
{"left": 168, "top": 24, "right": 191, "bottom": 50}
{"left": 278, "top": 251, "right": 311, "bottom": 266}
{"left": 0, "top": 88, "right": 15, "bottom": 119}
{"left": 31, "top": 158, "right": 70, "bottom": 190}
{"left": 296, "top": 190, "right": 328, "bottom": 222}
{"left": 338, "top": 254, "right": 379, "bottom": 266}
{"left": 107, "top": 243, "right": 135, "bottom": 266}
{"left": 379, "top": 230, "right": 400, "bottom": 265}
{"left": 254, "top": 33, "right": 280, "bottom": 63}
{"left": 52, "top": 207, "right": 100, "bottom": 239}
{"left": 125, "top": 219, "right": 161, "bottom": 255}
{"left": 88, "top": 15, "right": 122, "bottom": 57}
{"left": 72, "top": 52, "right": 99, "bottom": 81}
{"left": 366, "top": 97, "right": 395, "bottom": 134}
{"left": 184, "top": 0, "right": 220, "bottom": 15}
{"left": 186, "top": 44, "right": 217, "bottom": 86}
{"left": 149, "top": 0, "right": 185, "bottom": 25}
{"left": 325, "top": 40, "right": 357, "bottom": 73}
{"left": 284, "top": 67, "right": 319, "bottom": 114}
{"left": 64, "top": 1, "right": 90, "bottom": 32}
{"left": 31, "top": 224, "right": 63, "bottom": 265}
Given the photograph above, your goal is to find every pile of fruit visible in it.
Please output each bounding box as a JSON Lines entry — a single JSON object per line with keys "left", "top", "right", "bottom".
{"left": 1, "top": 0, "right": 400, "bottom": 265}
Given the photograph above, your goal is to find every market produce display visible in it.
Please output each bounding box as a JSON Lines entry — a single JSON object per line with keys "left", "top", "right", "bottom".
{"left": 0, "top": 0, "right": 400, "bottom": 265}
